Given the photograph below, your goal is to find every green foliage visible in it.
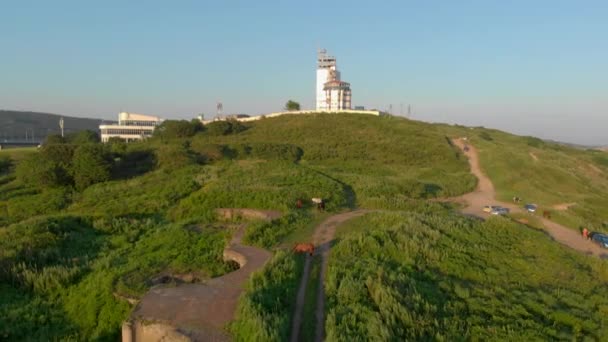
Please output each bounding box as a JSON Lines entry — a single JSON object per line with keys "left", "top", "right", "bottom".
{"left": 44, "top": 134, "right": 66, "bottom": 144}
{"left": 170, "top": 161, "right": 348, "bottom": 222}
{"left": 525, "top": 136, "right": 545, "bottom": 147}
{"left": 70, "top": 144, "right": 112, "bottom": 190}
{"left": 234, "top": 142, "right": 303, "bottom": 162}
{"left": 479, "top": 131, "right": 493, "bottom": 141}
{"left": 231, "top": 251, "right": 303, "bottom": 342}
{"left": 0, "top": 155, "right": 12, "bottom": 174}
{"left": 285, "top": 100, "right": 301, "bottom": 111}
{"left": 244, "top": 210, "right": 313, "bottom": 248}
{"left": 16, "top": 153, "right": 70, "bottom": 188}
{"left": 205, "top": 119, "right": 247, "bottom": 136}
{"left": 41, "top": 143, "right": 76, "bottom": 168}
{"left": 155, "top": 142, "right": 201, "bottom": 169}
{"left": 4, "top": 188, "right": 71, "bottom": 224}
{"left": 66, "top": 130, "right": 100, "bottom": 144}
{"left": 153, "top": 120, "right": 203, "bottom": 139}
{"left": 70, "top": 166, "right": 202, "bottom": 217}
{"left": 326, "top": 210, "right": 608, "bottom": 340}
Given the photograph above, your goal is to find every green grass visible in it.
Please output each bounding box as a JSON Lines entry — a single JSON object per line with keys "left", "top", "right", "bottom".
{"left": 230, "top": 250, "right": 304, "bottom": 342}
{"left": 300, "top": 255, "right": 321, "bottom": 342}
{"left": 2, "top": 113, "right": 606, "bottom": 340}
{"left": 326, "top": 208, "right": 608, "bottom": 341}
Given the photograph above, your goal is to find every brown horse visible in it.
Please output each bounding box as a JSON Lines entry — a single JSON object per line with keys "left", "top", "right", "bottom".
{"left": 293, "top": 243, "right": 315, "bottom": 256}
{"left": 543, "top": 210, "right": 552, "bottom": 219}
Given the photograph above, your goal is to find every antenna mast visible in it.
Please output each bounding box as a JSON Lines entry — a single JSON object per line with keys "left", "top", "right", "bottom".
{"left": 59, "top": 117, "right": 65, "bottom": 137}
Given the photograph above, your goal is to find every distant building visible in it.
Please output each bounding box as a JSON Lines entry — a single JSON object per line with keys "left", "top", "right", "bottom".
{"left": 100, "top": 112, "right": 162, "bottom": 142}
{"left": 316, "top": 49, "right": 351, "bottom": 111}
{"left": 354, "top": 106, "right": 365, "bottom": 111}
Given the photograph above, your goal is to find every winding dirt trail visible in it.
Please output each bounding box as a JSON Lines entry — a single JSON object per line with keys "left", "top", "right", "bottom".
{"left": 290, "top": 210, "right": 370, "bottom": 342}
{"left": 126, "top": 209, "right": 280, "bottom": 342}
{"left": 451, "top": 139, "right": 607, "bottom": 258}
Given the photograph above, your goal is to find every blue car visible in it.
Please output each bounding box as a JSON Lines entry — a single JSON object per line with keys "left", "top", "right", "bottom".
{"left": 591, "top": 233, "right": 608, "bottom": 249}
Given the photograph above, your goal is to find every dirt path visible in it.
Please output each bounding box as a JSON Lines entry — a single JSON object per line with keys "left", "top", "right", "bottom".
{"left": 451, "top": 139, "right": 607, "bottom": 258}
{"left": 289, "top": 210, "right": 370, "bottom": 342}
{"left": 127, "top": 210, "right": 278, "bottom": 341}
{"left": 552, "top": 202, "right": 576, "bottom": 211}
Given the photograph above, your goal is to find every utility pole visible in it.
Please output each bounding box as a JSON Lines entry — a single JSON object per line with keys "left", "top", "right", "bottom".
{"left": 59, "top": 117, "right": 64, "bottom": 137}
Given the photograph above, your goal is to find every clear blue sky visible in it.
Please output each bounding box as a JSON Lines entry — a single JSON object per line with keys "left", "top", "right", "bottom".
{"left": 1, "top": 0, "right": 607, "bottom": 144}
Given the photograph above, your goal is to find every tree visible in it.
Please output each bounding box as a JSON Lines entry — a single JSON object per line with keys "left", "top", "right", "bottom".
{"left": 67, "top": 130, "right": 100, "bottom": 145}
{"left": 70, "top": 144, "right": 112, "bottom": 190}
{"left": 153, "top": 120, "right": 202, "bottom": 139}
{"left": 0, "top": 156, "right": 12, "bottom": 174}
{"left": 45, "top": 134, "right": 66, "bottom": 145}
{"left": 16, "top": 154, "right": 70, "bottom": 188}
{"left": 285, "top": 100, "right": 301, "bottom": 111}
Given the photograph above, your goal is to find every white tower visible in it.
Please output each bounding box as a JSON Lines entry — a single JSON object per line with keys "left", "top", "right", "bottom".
{"left": 316, "top": 49, "right": 339, "bottom": 111}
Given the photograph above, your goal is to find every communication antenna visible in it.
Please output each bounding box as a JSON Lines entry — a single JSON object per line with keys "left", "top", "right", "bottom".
{"left": 59, "top": 117, "right": 65, "bottom": 137}
{"left": 389, "top": 104, "right": 393, "bottom": 114}
{"left": 400, "top": 103, "right": 403, "bottom": 116}
{"left": 408, "top": 105, "right": 412, "bottom": 118}
{"left": 216, "top": 102, "right": 223, "bottom": 119}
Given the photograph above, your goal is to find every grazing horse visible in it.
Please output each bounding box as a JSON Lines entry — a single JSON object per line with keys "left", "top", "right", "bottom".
{"left": 293, "top": 243, "right": 315, "bottom": 256}
{"left": 543, "top": 210, "right": 552, "bottom": 219}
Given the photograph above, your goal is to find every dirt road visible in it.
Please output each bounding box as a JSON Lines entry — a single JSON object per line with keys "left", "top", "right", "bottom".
{"left": 289, "top": 210, "right": 369, "bottom": 342}
{"left": 451, "top": 138, "right": 607, "bottom": 258}
{"left": 128, "top": 210, "right": 279, "bottom": 341}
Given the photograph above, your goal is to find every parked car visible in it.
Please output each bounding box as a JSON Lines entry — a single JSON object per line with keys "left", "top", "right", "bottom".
{"left": 483, "top": 205, "right": 500, "bottom": 213}
{"left": 491, "top": 207, "right": 510, "bottom": 215}
{"left": 524, "top": 204, "right": 537, "bottom": 213}
{"left": 591, "top": 233, "right": 608, "bottom": 249}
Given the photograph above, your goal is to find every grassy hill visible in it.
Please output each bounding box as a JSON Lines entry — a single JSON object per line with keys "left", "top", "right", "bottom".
{"left": 0, "top": 113, "right": 606, "bottom": 340}
{"left": 440, "top": 124, "right": 608, "bottom": 231}
{"left": 0, "top": 110, "right": 103, "bottom": 141}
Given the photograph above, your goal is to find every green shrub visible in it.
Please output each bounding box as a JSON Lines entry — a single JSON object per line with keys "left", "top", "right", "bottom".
{"left": 16, "top": 153, "right": 71, "bottom": 188}
{"left": 231, "top": 250, "right": 303, "bottom": 342}
{"left": 0, "top": 156, "right": 12, "bottom": 174}
{"left": 70, "top": 144, "right": 112, "bottom": 190}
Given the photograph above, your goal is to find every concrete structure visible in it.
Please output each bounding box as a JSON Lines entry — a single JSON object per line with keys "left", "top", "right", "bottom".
{"left": 100, "top": 112, "right": 162, "bottom": 143}
{"left": 200, "top": 109, "right": 386, "bottom": 125}
{"left": 316, "top": 49, "right": 351, "bottom": 111}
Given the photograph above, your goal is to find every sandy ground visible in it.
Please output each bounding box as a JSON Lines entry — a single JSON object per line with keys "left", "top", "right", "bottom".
{"left": 552, "top": 202, "right": 577, "bottom": 211}
{"left": 131, "top": 211, "right": 277, "bottom": 341}
{"left": 529, "top": 152, "right": 539, "bottom": 161}
{"left": 451, "top": 138, "right": 607, "bottom": 258}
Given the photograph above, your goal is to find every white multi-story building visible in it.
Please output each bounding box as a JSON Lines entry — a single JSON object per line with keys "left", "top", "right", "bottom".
{"left": 316, "top": 49, "right": 351, "bottom": 111}
{"left": 100, "top": 112, "right": 162, "bottom": 142}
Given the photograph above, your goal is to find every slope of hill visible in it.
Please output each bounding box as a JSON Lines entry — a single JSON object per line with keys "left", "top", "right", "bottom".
{"left": 0, "top": 113, "right": 606, "bottom": 341}
{"left": 0, "top": 110, "right": 103, "bottom": 141}
{"left": 439, "top": 124, "right": 608, "bottom": 231}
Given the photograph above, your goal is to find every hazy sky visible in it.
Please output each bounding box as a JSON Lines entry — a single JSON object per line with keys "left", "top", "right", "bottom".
{"left": 1, "top": 1, "right": 606, "bottom": 145}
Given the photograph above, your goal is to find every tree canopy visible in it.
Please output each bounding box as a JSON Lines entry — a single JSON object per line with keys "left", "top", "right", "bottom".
{"left": 285, "top": 100, "right": 301, "bottom": 111}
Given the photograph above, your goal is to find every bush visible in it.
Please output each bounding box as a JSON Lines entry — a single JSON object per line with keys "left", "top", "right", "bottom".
{"left": 66, "top": 130, "right": 100, "bottom": 144}
{"left": 16, "top": 154, "right": 70, "bottom": 188}
{"left": 205, "top": 120, "right": 247, "bottom": 136}
{"left": 231, "top": 251, "right": 303, "bottom": 342}
{"left": 153, "top": 120, "right": 202, "bottom": 139}
{"left": 155, "top": 143, "right": 201, "bottom": 169}
{"left": 70, "top": 144, "right": 112, "bottom": 190}
{"left": 479, "top": 131, "right": 493, "bottom": 141}
{"left": 0, "top": 156, "right": 12, "bottom": 173}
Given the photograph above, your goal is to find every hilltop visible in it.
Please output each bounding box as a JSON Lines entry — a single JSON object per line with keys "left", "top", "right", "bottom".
{"left": 0, "top": 113, "right": 607, "bottom": 341}
{"left": 0, "top": 110, "right": 103, "bottom": 141}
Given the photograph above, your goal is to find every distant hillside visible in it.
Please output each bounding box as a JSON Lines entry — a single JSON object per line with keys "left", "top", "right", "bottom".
{"left": 0, "top": 110, "right": 103, "bottom": 141}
